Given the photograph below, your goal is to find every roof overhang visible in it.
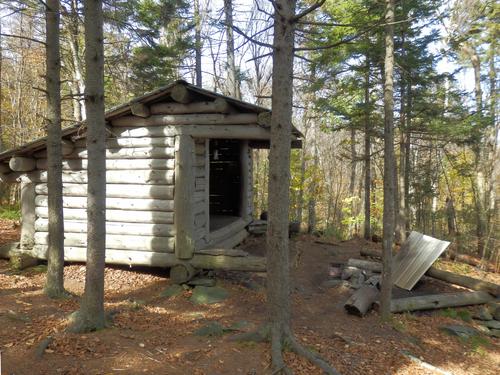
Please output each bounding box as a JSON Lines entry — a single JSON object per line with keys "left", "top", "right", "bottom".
{"left": 0, "top": 80, "right": 302, "bottom": 165}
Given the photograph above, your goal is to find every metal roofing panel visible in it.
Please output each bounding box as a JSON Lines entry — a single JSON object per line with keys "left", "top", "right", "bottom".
{"left": 393, "top": 231, "right": 451, "bottom": 290}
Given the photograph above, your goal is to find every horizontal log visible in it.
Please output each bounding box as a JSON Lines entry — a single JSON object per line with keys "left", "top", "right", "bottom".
{"left": 61, "top": 140, "right": 75, "bottom": 156}
{"left": 30, "top": 169, "right": 174, "bottom": 185}
{"left": 210, "top": 228, "right": 248, "bottom": 249}
{"left": 448, "top": 252, "right": 497, "bottom": 272}
{"left": 35, "top": 207, "right": 174, "bottom": 224}
{"left": 194, "top": 166, "right": 205, "bottom": 177}
{"left": 386, "top": 291, "right": 494, "bottom": 313}
{"left": 35, "top": 232, "right": 174, "bottom": 252}
{"left": 344, "top": 285, "right": 380, "bottom": 317}
{"left": 130, "top": 102, "right": 150, "bottom": 118}
{"left": 109, "top": 124, "right": 275, "bottom": 140}
{"left": 195, "top": 248, "right": 249, "bottom": 257}
{"left": 194, "top": 143, "right": 205, "bottom": 155}
{"left": 73, "top": 136, "right": 175, "bottom": 149}
{"left": 350, "top": 257, "right": 500, "bottom": 296}
{"left": 35, "top": 183, "right": 174, "bottom": 199}
{"left": 9, "top": 156, "right": 36, "bottom": 172}
{"left": 208, "top": 218, "right": 248, "bottom": 245}
{"left": 110, "top": 126, "right": 179, "bottom": 138}
{"left": 30, "top": 246, "right": 266, "bottom": 271}
{"left": 195, "top": 177, "right": 205, "bottom": 191}
{"left": 171, "top": 84, "right": 192, "bottom": 104}
{"left": 35, "top": 195, "right": 174, "bottom": 211}
{"left": 35, "top": 219, "right": 175, "bottom": 237}
{"left": 150, "top": 98, "right": 231, "bottom": 115}
{"left": 36, "top": 158, "right": 175, "bottom": 171}
{"left": 426, "top": 267, "right": 500, "bottom": 297}
{"left": 194, "top": 213, "right": 207, "bottom": 228}
{"left": 347, "top": 258, "right": 382, "bottom": 272}
{"left": 257, "top": 112, "right": 271, "bottom": 127}
{"left": 111, "top": 113, "right": 258, "bottom": 127}
{"left": 35, "top": 147, "right": 175, "bottom": 159}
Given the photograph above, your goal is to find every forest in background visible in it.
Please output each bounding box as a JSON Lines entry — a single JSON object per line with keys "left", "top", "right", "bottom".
{"left": 0, "top": 0, "right": 498, "bottom": 264}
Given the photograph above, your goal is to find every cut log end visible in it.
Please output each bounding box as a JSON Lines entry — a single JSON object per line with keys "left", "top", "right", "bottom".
{"left": 171, "top": 84, "right": 192, "bottom": 104}
{"left": 170, "top": 263, "right": 197, "bottom": 284}
{"left": 344, "top": 285, "right": 380, "bottom": 317}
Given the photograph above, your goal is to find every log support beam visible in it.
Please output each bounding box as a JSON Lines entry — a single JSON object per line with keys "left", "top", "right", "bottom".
{"left": 171, "top": 84, "right": 193, "bottom": 104}
{"left": 130, "top": 102, "right": 151, "bottom": 118}
{"left": 174, "top": 134, "right": 195, "bottom": 260}
{"left": 9, "top": 156, "right": 36, "bottom": 172}
{"left": 30, "top": 246, "right": 267, "bottom": 271}
{"left": 20, "top": 180, "right": 36, "bottom": 250}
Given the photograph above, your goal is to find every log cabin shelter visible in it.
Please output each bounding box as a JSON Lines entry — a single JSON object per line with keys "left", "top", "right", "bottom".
{"left": 0, "top": 80, "right": 301, "bottom": 275}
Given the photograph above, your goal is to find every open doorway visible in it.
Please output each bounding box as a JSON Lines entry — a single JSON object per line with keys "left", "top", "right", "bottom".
{"left": 209, "top": 139, "right": 242, "bottom": 232}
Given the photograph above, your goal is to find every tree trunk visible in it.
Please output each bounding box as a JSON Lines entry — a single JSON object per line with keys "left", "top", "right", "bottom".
{"left": 224, "top": 0, "right": 239, "bottom": 99}
{"left": 194, "top": 0, "right": 202, "bottom": 87}
{"left": 44, "top": 0, "right": 66, "bottom": 298}
{"left": 69, "top": 0, "right": 106, "bottom": 332}
{"left": 380, "top": 0, "right": 396, "bottom": 322}
{"left": 65, "top": 0, "right": 86, "bottom": 121}
{"left": 296, "top": 137, "right": 307, "bottom": 224}
{"left": 349, "top": 127, "right": 357, "bottom": 237}
{"left": 363, "top": 60, "right": 371, "bottom": 240}
{"left": 396, "top": 77, "right": 406, "bottom": 243}
{"left": 404, "top": 83, "right": 412, "bottom": 231}
{"left": 266, "top": 1, "right": 297, "bottom": 372}
{"left": 307, "top": 146, "right": 318, "bottom": 234}
{"left": 463, "top": 43, "right": 487, "bottom": 257}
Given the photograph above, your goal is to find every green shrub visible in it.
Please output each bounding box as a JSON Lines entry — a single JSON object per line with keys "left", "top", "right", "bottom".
{"left": 0, "top": 205, "right": 21, "bottom": 220}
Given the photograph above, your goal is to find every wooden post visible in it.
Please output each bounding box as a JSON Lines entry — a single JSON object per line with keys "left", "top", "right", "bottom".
{"left": 20, "top": 178, "right": 36, "bottom": 250}
{"left": 205, "top": 139, "right": 210, "bottom": 240}
{"left": 240, "top": 141, "right": 252, "bottom": 221}
{"left": 175, "top": 134, "right": 195, "bottom": 260}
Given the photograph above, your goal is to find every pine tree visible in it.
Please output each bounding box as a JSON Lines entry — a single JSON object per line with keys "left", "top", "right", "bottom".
{"left": 68, "top": 0, "right": 107, "bottom": 333}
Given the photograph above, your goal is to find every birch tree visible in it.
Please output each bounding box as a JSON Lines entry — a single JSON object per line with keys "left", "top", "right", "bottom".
{"left": 68, "top": 0, "right": 107, "bottom": 333}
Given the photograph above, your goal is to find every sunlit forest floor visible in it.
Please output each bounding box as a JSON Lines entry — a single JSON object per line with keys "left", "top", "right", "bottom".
{"left": 0, "top": 218, "right": 498, "bottom": 374}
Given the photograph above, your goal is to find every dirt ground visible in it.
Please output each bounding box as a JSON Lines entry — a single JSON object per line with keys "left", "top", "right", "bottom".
{"left": 0, "top": 219, "right": 499, "bottom": 375}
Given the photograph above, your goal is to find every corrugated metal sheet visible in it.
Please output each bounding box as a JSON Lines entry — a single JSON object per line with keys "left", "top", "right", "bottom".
{"left": 393, "top": 231, "right": 451, "bottom": 290}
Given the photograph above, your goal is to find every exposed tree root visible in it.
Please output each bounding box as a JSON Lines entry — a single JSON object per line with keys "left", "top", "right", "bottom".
{"left": 285, "top": 331, "right": 341, "bottom": 375}
{"left": 231, "top": 324, "right": 341, "bottom": 375}
{"left": 66, "top": 310, "right": 107, "bottom": 333}
{"left": 272, "top": 326, "right": 293, "bottom": 375}
{"left": 44, "top": 287, "right": 73, "bottom": 300}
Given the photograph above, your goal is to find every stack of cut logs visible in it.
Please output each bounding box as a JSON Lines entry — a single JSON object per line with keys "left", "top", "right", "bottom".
{"left": 338, "top": 248, "right": 500, "bottom": 317}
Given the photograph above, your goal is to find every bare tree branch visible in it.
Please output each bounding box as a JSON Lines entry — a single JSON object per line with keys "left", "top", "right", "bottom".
{"left": 0, "top": 32, "right": 46, "bottom": 45}
{"left": 292, "top": 0, "right": 326, "bottom": 22}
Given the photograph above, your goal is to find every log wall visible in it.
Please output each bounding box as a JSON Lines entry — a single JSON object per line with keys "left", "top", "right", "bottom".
{"left": 32, "top": 133, "right": 177, "bottom": 254}
{"left": 21, "top": 119, "right": 258, "bottom": 265}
